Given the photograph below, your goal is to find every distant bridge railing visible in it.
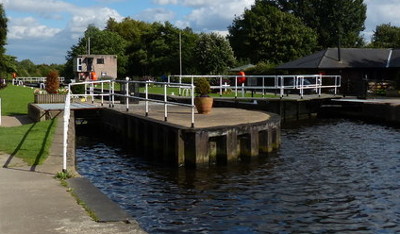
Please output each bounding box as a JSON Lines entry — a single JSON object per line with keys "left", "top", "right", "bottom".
{"left": 168, "top": 74, "right": 341, "bottom": 98}
{"left": 12, "top": 77, "right": 65, "bottom": 86}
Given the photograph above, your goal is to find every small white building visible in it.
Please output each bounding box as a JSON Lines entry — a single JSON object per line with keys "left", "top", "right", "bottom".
{"left": 74, "top": 54, "right": 118, "bottom": 80}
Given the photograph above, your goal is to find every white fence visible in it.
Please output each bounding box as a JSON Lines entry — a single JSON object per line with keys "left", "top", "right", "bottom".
{"left": 168, "top": 74, "right": 341, "bottom": 98}
{"left": 13, "top": 77, "right": 65, "bottom": 86}
{"left": 66, "top": 79, "right": 196, "bottom": 126}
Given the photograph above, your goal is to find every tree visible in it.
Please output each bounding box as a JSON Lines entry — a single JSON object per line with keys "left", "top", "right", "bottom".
{"left": 65, "top": 25, "right": 128, "bottom": 78}
{"left": 370, "top": 24, "right": 400, "bottom": 48}
{"left": 264, "top": 0, "right": 367, "bottom": 48}
{"left": 108, "top": 19, "right": 199, "bottom": 77}
{"left": 194, "top": 33, "right": 236, "bottom": 75}
{"left": 0, "top": 4, "right": 8, "bottom": 75}
{"left": 228, "top": 2, "right": 317, "bottom": 64}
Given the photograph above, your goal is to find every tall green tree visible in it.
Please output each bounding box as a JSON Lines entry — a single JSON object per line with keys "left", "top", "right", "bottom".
{"left": 228, "top": 2, "right": 317, "bottom": 64}
{"left": 264, "top": 0, "right": 367, "bottom": 48}
{"left": 194, "top": 33, "right": 236, "bottom": 75}
{"left": 370, "top": 24, "right": 400, "bottom": 48}
{"left": 0, "top": 4, "right": 8, "bottom": 76}
{"left": 108, "top": 19, "right": 199, "bottom": 77}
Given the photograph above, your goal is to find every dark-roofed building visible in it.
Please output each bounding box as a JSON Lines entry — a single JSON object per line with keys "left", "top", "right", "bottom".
{"left": 277, "top": 48, "right": 400, "bottom": 96}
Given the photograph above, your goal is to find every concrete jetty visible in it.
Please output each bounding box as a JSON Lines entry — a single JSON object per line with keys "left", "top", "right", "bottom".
{"left": 98, "top": 103, "right": 281, "bottom": 167}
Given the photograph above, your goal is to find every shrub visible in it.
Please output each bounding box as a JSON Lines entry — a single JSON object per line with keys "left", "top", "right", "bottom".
{"left": 45, "top": 70, "right": 60, "bottom": 94}
{"left": 195, "top": 77, "right": 211, "bottom": 97}
{"left": 0, "top": 78, "right": 7, "bottom": 89}
{"left": 70, "top": 84, "right": 85, "bottom": 94}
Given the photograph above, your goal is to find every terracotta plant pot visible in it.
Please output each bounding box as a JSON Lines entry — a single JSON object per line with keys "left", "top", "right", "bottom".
{"left": 194, "top": 96, "right": 213, "bottom": 114}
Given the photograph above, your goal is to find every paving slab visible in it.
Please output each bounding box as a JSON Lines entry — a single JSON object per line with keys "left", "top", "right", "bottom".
{"left": 0, "top": 115, "right": 147, "bottom": 233}
{"left": 68, "top": 177, "right": 134, "bottom": 222}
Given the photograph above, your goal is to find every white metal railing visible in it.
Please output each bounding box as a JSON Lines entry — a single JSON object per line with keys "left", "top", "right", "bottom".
{"left": 62, "top": 91, "right": 71, "bottom": 172}
{"left": 65, "top": 79, "right": 196, "bottom": 127}
{"left": 168, "top": 74, "right": 341, "bottom": 98}
{"left": 13, "top": 77, "right": 65, "bottom": 86}
{"left": 113, "top": 79, "right": 195, "bottom": 127}
{"left": 69, "top": 80, "right": 113, "bottom": 106}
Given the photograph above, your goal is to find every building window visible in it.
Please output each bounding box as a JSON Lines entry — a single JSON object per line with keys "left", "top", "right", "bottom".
{"left": 97, "top": 58, "right": 104, "bottom": 64}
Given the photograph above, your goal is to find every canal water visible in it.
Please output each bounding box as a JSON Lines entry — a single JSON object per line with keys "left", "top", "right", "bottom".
{"left": 76, "top": 119, "right": 400, "bottom": 233}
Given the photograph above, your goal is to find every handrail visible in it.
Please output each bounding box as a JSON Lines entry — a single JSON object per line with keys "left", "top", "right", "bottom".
{"left": 62, "top": 91, "right": 71, "bottom": 172}
{"left": 113, "top": 79, "right": 195, "bottom": 127}
{"left": 169, "top": 74, "right": 341, "bottom": 98}
{"left": 66, "top": 79, "right": 196, "bottom": 127}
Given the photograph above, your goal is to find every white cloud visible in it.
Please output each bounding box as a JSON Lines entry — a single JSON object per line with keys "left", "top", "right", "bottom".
{"left": 135, "top": 8, "right": 175, "bottom": 23}
{"left": 179, "top": 0, "right": 253, "bottom": 31}
{"left": 153, "top": 0, "right": 178, "bottom": 5}
{"left": 8, "top": 17, "right": 62, "bottom": 39}
{"left": 2, "top": 0, "right": 124, "bottom": 64}
{"left": 67, "top": 7, "right": 123, "bottom": 37}
{"left": 362, "top": 0, "right": 400, "bottom": 41}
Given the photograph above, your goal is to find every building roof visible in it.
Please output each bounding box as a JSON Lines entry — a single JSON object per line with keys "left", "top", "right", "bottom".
{"left": 277, "top": 48, "right": 400, "bottom": 70}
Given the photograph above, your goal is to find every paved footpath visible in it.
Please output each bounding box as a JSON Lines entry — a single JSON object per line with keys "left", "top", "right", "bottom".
{"left": 0, "top": 116, "right": 146, "bottom": 234}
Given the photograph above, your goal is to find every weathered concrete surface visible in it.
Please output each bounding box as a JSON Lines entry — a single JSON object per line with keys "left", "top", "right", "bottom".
{"left": 324, "top": 98, "right": 400, "bottom": 125}
{"left": 68, "top": 177, "right": 134, "bottom": 222}
{"left": 101, "top": 105, "right": 280, "bottom": 167}
{"left": 0, "top": 154, "right": 146, "bottom": 234}
{"left": 113, "top": 103, "right": 271, "bottom": 128}
{"left": 0, "top": 116, "right": 147, "bottom": 234}
{"left": 0, "top": 115, "right": 34, "bottom": 126}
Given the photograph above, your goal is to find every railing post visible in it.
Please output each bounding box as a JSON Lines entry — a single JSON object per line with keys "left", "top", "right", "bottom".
{"left": 145, "top": 81, "right": 149, "bottom": 116}
{"left": 179, "top": 75, "right": 182, "bottom": 96}
{"left": 100, "top": 82, "right": 104, "bottom": 106}
{"left": 235, "top": 76, "right": 238, "bottom": 99}
{"left": 125, "top": 77, "right": 129, "bottom": 112}
{"left": 318, "top": 75, "right": 322, "bottom": 97}
{"left": 219, "top": 76, "right": 223, "bottom": 97}
{"left": 111, "top": 81, "right": 115, "bottom": 107}
{"left": 90, "top": 83, "right": 94, "bottom": 104}
{"left": 164, "top": 83, "right": 168, "bottom": 121}
{"left": 334, "top": 76, "right": 338, "bottom": 96}
{"left": 191, "top": 84, "right": 195, "bottom": 128}
{"left": 62, "top": 91, "right": 71, "bottom": 172}
{"left": 0, "top": 97, "right": 2, "bottom": 126}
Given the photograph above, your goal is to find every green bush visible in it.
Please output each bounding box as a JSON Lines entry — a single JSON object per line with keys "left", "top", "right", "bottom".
{"left": 194, "top": 77, "right": 211, "bottom": 97}
{"left": 70, "top": 84, "right": 85, "bottom": 94}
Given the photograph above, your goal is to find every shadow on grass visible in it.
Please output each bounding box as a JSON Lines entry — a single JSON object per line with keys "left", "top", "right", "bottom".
{"left": 30, "top": 119, "right": 55, "bottom": 171}
{"left": 2, "top": 119, "right": 55, "bottom": 171}
{"left": 2, "top": 123, "right": 36, "bottom": 168}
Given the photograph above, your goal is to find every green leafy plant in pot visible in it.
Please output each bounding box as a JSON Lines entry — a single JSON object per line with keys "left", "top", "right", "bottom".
{"left": 194, "top": 77, "right": 213, "bottom": 114}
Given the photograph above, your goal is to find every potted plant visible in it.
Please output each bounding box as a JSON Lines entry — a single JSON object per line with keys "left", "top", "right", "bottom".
{"left": 34, "top": 70, "right": 68, "bottom": 103}
{"left": 194, "top": 77, "right": 213, "bottom": 114}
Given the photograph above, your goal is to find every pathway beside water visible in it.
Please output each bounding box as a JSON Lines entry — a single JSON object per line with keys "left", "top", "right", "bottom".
{"left": 76, "top": 118, "right": 400, "bottom": 233}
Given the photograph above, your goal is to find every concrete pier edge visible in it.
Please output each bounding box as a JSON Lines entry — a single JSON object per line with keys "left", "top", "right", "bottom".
{"left": 51, "top": 115, "right": 145, "bottom": 227}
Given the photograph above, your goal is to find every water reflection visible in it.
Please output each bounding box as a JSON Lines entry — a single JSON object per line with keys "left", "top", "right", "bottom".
{"left": 76, "top": 119, "right": 400, "bottom": 233}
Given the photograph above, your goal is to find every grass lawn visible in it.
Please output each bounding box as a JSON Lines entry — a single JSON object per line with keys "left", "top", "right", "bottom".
{"left": 0, "top": 84, "right": 56, "bottom": 166}
{"left": 0, "top": 85, "right": 34, "bottom": 115}
{"left": 0, "top": 119, "right": 56, "bottom": 165}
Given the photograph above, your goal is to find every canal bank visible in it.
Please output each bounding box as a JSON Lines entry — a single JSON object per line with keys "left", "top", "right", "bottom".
{"left": 99, "top": 105, "right": 281, "bottom": 167}
{"left": 0, "top": 116, "right": 146, "bottom": 234}
{"left": 319, "top": 98, "right": 400, "bottom": 126}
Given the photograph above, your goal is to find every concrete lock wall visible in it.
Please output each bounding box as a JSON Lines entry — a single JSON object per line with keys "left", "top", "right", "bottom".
{"left": 100, "top": 108, "right": 281, "bottom": 168}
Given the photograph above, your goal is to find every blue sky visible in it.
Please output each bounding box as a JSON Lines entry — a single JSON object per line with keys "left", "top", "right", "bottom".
{"left": 0, "top": 0, "right": 399, "bottom": 65}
